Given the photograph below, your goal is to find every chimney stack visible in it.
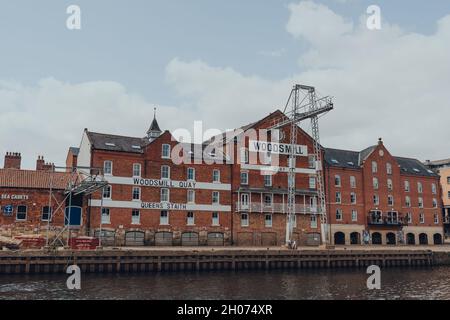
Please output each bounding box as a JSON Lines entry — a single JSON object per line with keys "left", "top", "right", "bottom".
{"left": 4, "top": 152, "right": 22, "bottom": 169}
{"left": 36, "top": 155, "right": 54, "bottom": 171}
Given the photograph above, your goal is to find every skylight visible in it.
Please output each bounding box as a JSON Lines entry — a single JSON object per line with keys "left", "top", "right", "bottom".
{"left": 413, "top": 168, "right": 420, "bottom": 173}
{"left": 331, "top": 159, "right": 339, "bottom": 164}
{"left": 131, "top": 145, "right": 141, "bottom": 150}
{"left": 347, "top": 161, "right": 354, "bottom": 166}
{"left": 105, "top": 143, "right": 116, "bottom": 147}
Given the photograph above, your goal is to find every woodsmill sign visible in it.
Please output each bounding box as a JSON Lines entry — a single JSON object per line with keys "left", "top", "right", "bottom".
{"left": 249, "top": 140, "right": 308, "bottom": 157}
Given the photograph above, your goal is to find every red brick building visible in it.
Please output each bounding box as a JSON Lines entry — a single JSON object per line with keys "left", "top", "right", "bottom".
{"left": 324, "top": 138, "right": 444, "bottom": 246}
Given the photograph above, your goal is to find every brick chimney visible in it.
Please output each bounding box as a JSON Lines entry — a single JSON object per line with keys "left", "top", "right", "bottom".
{"left": 36, "top": 155, "right": 54, "bottom": 171}
{"left": 4, "top": 152, "right": 21, "bottom": 169}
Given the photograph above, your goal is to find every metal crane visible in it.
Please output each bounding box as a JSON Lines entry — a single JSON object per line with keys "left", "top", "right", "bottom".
{"left": 270, "top": 84, "right": 333, "bottom": 246}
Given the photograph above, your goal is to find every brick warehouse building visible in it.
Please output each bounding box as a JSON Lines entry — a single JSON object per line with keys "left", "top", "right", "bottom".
{"left": 325, "top": 138, "right": 444, "bottom": 246}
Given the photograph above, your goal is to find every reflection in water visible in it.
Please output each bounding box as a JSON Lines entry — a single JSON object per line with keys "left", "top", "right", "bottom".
{"left": 0, "top": 267, "right": 449, "bottom": 300}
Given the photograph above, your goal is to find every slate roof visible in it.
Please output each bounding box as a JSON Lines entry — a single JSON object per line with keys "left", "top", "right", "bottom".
{"left": 147, "top": 117, "right": 161, "bottom": 135}
{"left": 0, "top": 169, "right": 73, "bottom": 190}
{"left": 324, "top": 148, "right": 437, "bottom": 177}
{"left": 86, "top": 131, "right": 147, "bottom": 154}
{"left": 69, "top": 147, "right": 80, "bottom": 156}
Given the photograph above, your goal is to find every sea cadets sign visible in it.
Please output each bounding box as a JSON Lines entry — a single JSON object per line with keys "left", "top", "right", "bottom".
{"left": 1, "top": 194, "right": 29, "bottom": 200}
{"left": 249, "top": 140, "right": 308, "bottom": 157}
{"left": 133, "top": 178, "right": 196, "bottom": 189}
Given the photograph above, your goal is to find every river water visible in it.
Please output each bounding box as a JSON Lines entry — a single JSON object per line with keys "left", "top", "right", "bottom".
{"left": 0, "top": 267, "right": 449, "bottom": 300}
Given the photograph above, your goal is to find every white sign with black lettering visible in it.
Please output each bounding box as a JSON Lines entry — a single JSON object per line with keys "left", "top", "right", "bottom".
{"left": 249, "top": 140, "right": 308, "bottom": 157}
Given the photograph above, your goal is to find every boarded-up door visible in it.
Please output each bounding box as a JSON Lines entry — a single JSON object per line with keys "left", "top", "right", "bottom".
{"left": 125, "top": 231, "right": 145, "bottom": 246}
{"left": 306, "top": 233, "right": 321, "bottom": 246}
{"left": 155, "top": 232, "right": 173, "bottom": 246}
{"left": 261, "top": 232, "right": 277, "bottom": 246}
{"left": 94, "top": 230, "right": 115, "bottom": 246}
{"left": 207, "top": 232, "right": 224, "bottom": 246}
{"left": 181, "top": 232, "right": 199, "bottom": 246}
{"left": 236, "top": 232, "right": 253, "bottom": 246}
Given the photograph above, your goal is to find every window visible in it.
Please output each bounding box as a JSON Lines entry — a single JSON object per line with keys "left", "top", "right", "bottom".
{"left": 419, "top": 213, "right": 425, "bottom": 224}
{"left": 432, "top": 183, "right": 437, "bottom": 194}
{"left": 434, "top": 213, "right": 439, "bottom": 224}
{"left": 187, "top": 212, "right": 195, "bottom": 226}
{"left": 406, "top": 212, "right": 412, "bottom": 224}
{"left": 433, "top": 198, "right": 438, "bottom": 208}
{"left": 292, "top": 214, "right": 297, "bottom": 228}
{"left": 265, "top": 214, "right": 273, "bottom": 228}
{"left": 240, "top": 148, "right": 249, "bottom": 164}
{"left": 42, "top": 206, "right": 52, "bottom": 221}
{"left": 161, "top": 188, "right": 170, "bottom": 202}
{"left": 373, "top": 177, "right": 379, "bottom": 190}
{"left": 387, "top": 211, "right": 398, "bottom": 224}
{"left": 310, "top": 215, "right": 318, "bottom": 228}
{"left": 372, "top": 161, "right": 378, "bottom": 173}
{"left": 386, "top": 163, "right": 392, "bottom": 175}
{"left": 187, "top": 168, "right": 195, "bottom": 181}
{"left": 101, "top": 208, "right": 110, "bottom": 224}
{"left": 387, "top": 179, "right": 393, "bottom": 191}
{"left": 160, "top": 210, "right": 169, "bottom": 225}
{"left": 240, "top": 193, "right": 249, "bottom": 208}
{"left": 264, "top": 194, "right": 273, "bottom": 207}
{"left": 212, "top": 191, "right": 220, "bottom": 204}
{"left": 103, "top": 185, "right": 112, "bottom": 199}
{"left": 335, "top": 192, "right": 341, "bottom": 204}
{"left": 336, "top": 209, "right": 343, "bottom": 221}
{"left": 213, "top": 169, "right": 220, "bottom": 183}
{"left": 309, "top": 177, "right": 316, "bottom": 189}
{"left": 264, "top": 175, "right": 272, "bottom": 187}
{"left": 212, "top": 212, "right": 219, "bottom": 226}
{"left": 447, "top": 177, "right": 450, "bottom": 185}
{"left": 132, "top": 163, "right": 141, "bottom": 177}
{"left": 132, "top": 187, "right": 141, "bottom": 200}
{"left": 405, "top": 196, "right": 411, "bottom": 207}
{"left": 351, "top": 210, "right": 358, "bottom": 222}
{"left": 350, "top": 176, "right": 356, "bottom": 188}
{"left": 240, "top": 171, "right": 248, "bottom": 185}
{"left": 448, "top": 191, "right": 450, "bottom": 200}
{"left": 162, "top": 144, "right": 171, "bottom": 159}
{"left": 187, "top": 190, "right": 195, "bottom": 203}
{"left": 373, "top": 194, "right": 380, "bottom": 205}
{"left": 334, "top": 175, "right": 341, "bottom": 187}
{"left": 16, "top": 205, "right": 27, "bottom": 221}
{"left": 350, "top": 192, "right": 356, "bottom": 204}
{"left": 388, "top": 195, "right": 394, "bottom": 206}
{"left": 418, "top": 182, "right": 423, "bottom": 194}
{"left": 404, "top": 180, "right": 410, "bottom": 192}
{"left": 308, "top": 155, "right": 316, "bottom": 169}
{"left": 132, "top": 209, "right": 140, "bottom": 224}
{"left": 161, "top": 165, "right": 170, "bottom": 179}
{"left": 241, "top": 213, "right": 249, "bottom": 227}
{"left": 104, "top": 160, "right": 112, "bottom": 175}
{"left": 370, "top": 210, "right": 382, "bottom": 224}
{"left": 418, "top": 197, "right": 423, "bottom": 208}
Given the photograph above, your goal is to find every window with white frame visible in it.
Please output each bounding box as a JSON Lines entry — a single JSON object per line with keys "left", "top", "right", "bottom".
{"left": 264, "top": 174, "right": 272, "bottom": 187}
{"left": 101, "top": 208, "right": 110, "bottom": 224}
{"left": 264, "top": 194, "right": 272, "bottom": 207}
{"left": 335, "top": 192, "right": 341, "bottom": 204}
{"left": 292, "top": 214, "right": 297, "bottom": 228}
{"left": 265, "top": 214, "right": 272, "bottom": 228}
{"left": 351, "top": 210, "right": 358, "bottom": 222}
{"left": 350, "top": 192, "right": 356, "bottom": 204}
{"left": 240, "top": 193, "right": 249, "bottom": 208}
{"left": 406, "top": 212, "right": 412, "bottom": 224}
{"left": 373, "top": 194, "right": 380, "bottom": 206}
{"left": 388, "top": 195, "right": 394, "bottom": 206}
{"left": 16, "top": 205, "right": 27, "bottom": 221}
{"left": 373, "top": 177, "right": 379, "bottom": 190}
{"left": 187, "top": 190, "right": 195, "bottom": 203}
{"left": 310, "top": 215, "right": 318, "bottom": 228}
{"left": 131, "top": 209, "right": 140, "bottom": 224}
{"left": 161, "top": 188, "right": 170, "bottom": 202}
{"left": 132, "top": 187, "right": 141, "bottom": 200}
{"left": 434, "top": 213, "right": 439, "bottom": 224}
{"left": 132, "top": 163, "right": 141, "bottom": 177}
{"left": 418, "top": 197, "right": 423, "bottom": 208}
{"left": 418, "top": 182, "right": 423, "bottom": 194}
{"left": 213, "top": 169, "right": 220, "bottom": 183}
{"left": 387, "top": 178, "right": 393, "bottom": 191}
{"left": 212, "top": 191, "right": 220, "bottom": 204}
{"left": 162, "top": 144, "right": 171, "bottom": 159}
{"left": 309, "top": 176, "right": 316, "bottom": 189}
{"left": 336, "top": 209, "right": 343, "bottom": 221}
{"left": 448, "top": 191, "right": 450, "bottom": 199}
{"left": 419, "top": 212, "right": 425, "bottom": 224}
{"left": 334, "top": 175, "right": 341, "bottom": 187}
{"left": 240, "top": 148, "right": 249, "bottom": 164}
{"left": 187, "top": 168, "right": 195, "bottom": 181}
{"left": 308, "top": 155, "right": 316, "bottom": 169}
{"left": 372, "top": 161, "right": 378, "bottom": 173}
{"left": 160, "top": 210, "right": 169, "bottom": 225}
{"left": 104, "top": 160, "right": 112, "bottom": 175}
{"left": 433, "top": 198, "right": 438, "bottom": 208}
{"left": 161, "top": 165, "right": 170, "bottom": 179}
{"left": 405, "top": 196, "right": 411, "bottom": 207}
{"left": 350, "top": 176, "right": 356, "bottom": 188}
{"left": 447, "top": 177, "right": 450, "bottom": 185}
{"left": 187, "top": 211, "right": 195, "bottom": 226}
{"left": 386, "top": 163, "right": 392, "bottom": 175}
{"left": 103, "top": 185, "right": 112, "bottom": 199}
{"left": 241, "top": 213, "right": 249, "bottom": 227}
{"left": 404, "top": 180, "right": 410, "bottom": 192}
{"left": 212, "top": 212, "right": 219, "bottom": 226}
{"left": 240, "top": 171, "right": 248, "bottom": 185}
{"left": 42, "top": 206, "right": 52, "bottom": 221}
{"left": 432, "top": 183, "right": 437, "bottom": 194}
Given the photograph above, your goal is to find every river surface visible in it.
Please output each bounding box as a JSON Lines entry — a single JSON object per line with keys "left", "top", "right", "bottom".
{"left": 0, "top": 267, "right": 449, "bottom": 300}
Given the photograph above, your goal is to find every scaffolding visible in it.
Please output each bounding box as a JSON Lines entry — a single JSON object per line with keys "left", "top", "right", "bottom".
{"left": 45, "top": 166, "right": 108, "bottom": 250}
{"left": 270, "top": 84, "right": 333, "bottom": 246}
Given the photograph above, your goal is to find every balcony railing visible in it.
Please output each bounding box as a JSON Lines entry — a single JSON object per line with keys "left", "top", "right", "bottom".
{"left": 367, "top": 214, "right": 406, "bottom": 227}
{"left": 444, "top": 216, "right": 450, "bottom": 224}
{"left": 236, "top": 202, "right": 318, "bottom": 214}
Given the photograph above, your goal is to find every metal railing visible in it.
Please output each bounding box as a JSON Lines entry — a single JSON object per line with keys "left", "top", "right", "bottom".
{"left": 367, "top": 214, "right": 406, "bottom": 226}
{"left": 236, "top": 202, "right": 318, "bottom": 214}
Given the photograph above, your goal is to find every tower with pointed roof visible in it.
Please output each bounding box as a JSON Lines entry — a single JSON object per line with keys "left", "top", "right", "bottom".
{"left": 146, "top": 107, "right": 162, "bottom": 141}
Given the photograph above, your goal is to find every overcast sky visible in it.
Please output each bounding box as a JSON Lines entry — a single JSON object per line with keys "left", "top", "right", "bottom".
{"left": 1, "top": 0, "right": 450, "bottom": 169}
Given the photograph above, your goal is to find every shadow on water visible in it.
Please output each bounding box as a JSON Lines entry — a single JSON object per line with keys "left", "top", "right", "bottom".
{"left": 0, "top": 267, "right": 449, "bottom": 300}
